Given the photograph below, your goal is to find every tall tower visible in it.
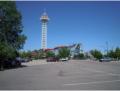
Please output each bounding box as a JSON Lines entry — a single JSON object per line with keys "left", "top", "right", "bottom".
{"left": 40, "top": 11, "right": 49, "bottom": 49}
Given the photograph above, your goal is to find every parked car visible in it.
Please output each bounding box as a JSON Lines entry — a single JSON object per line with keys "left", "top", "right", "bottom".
{"left": 0, "top": 57, "right": 22, "bottom": 70}
{"left": 24, "top": 58, "right": 31, "bottom": 62}
{"left": 60, "top": 57, "right": 69, "bottom": 61}
{"left": 99, "top": 57, "right": 113, "bottom": 62}
{"left": 46, "top": 57, "right": 59, "bottom": 62}
{"left": 4, "top": 58, "right": 21, "bottom": 68}
{"left": 16, "top": 57, "right": 25, "bottom": 63}
{"left": 0, "top": 60, "right": 4, "bottom": 71}
{"left": 16, "top": 57, "right": 32, "bottom": 63}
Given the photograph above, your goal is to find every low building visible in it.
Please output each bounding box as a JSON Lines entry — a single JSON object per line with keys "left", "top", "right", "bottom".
{"left": 44, "top": 43, "right": 81, "bottom": 58}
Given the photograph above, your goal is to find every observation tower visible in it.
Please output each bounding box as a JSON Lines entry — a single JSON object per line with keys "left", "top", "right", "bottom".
{"left": 40, "top": 11, "right": 49, "bottom": 49}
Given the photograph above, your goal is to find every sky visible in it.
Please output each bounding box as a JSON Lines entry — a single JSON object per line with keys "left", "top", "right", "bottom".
{"left": 16, "top": 1, "right": 120, "bottom": 52}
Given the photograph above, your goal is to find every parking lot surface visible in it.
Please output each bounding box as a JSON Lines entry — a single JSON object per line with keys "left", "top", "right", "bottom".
{"left": 0, "top": 59, "right": 120, "bottom": 90}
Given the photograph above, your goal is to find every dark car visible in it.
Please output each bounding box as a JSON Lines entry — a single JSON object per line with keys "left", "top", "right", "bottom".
{"left": 16, "top": 57, "right": 32, "bottom": 63}
{"left": 47, "top": 57, "right": 59, "bottom": 62}
{"left": 99, "top": 57, "right": 113, "bottom": 62}
{"left": 24, "top": 58, "right": 32, "bottom": 62}
{"left": 3, "top": 58, "right": 21, "bottom": 68}
{"left": 0, "top": 58, "right": 22, "bottom": 71}
{"left": 16, "top": 57, "right": 24, "bottom": 62}
{"left": 0, "top": 60, "right": 4, "bottom": 71}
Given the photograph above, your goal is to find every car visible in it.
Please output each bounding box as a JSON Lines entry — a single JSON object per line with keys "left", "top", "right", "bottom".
{"left": 16, "top": 57, "right": 32, "bottom": 63}
{"left": 60, "top": 57, "right": 69, "bottom": 61}
{"left": 24, "top": 58, "right": 31, "bottom": 62}
{"left": 0, "top": 58, "right": 22, "bottom": 70}
{"left": 46, "top": 57, "right": 59, "bottom": 62}
{"left": 3, "top": 58, "right": 21, "bottom": 68}
{"left": 0, "top": 60, "right": 4, "bottom": 71}
{"left": 99, "top": 57, "right": 113, "bottom": 62}
{"left": 16, "top": 57, "right": 25, "bottom": 63}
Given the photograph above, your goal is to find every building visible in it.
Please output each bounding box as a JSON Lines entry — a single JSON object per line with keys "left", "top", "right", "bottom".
{"left": 45, "top": 43, "right": 81, "bottom": 58}
{"left": 40, "top": 11, "right": 49, "bottom": 50}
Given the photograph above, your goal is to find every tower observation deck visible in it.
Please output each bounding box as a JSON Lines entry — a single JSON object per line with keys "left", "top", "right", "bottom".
{"left": 40, "top": 11, "right": 49, "bottom": 49}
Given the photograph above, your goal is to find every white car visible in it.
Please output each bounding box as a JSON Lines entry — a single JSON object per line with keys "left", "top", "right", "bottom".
{"left": 99, "top": 57, "right": 113, "bottom": 62}
{"left": 60, "top": 57, "right": 69, "bottom": 61}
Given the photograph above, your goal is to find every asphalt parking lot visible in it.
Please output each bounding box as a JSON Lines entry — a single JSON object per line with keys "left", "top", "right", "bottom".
{"left": 0, "top": 59, "right": 120, "bottom": 90}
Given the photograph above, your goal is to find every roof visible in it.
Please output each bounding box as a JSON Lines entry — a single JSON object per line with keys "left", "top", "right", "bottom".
{"left": 44, "top": 48, "right": 54, "bottom": 51}
{"left": 40, "top": 11, "right": 49, "bottom": 21}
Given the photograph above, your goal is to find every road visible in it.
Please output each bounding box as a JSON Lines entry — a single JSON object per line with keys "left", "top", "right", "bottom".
{"left": 0, "top": 59, "right": 120, "bottom": 90}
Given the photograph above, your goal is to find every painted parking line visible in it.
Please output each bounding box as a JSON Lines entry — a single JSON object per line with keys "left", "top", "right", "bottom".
{"left": 64, "top": 72, "right": 120, "bottom": 78}
{"left": 82, "top": 68, "right": 120, "bottom": 76}
{"left": 22, "top": 61, "right": 60, "bottom": 66}
{"left": 64, "top": 80, "right": 120, "bottom": 86}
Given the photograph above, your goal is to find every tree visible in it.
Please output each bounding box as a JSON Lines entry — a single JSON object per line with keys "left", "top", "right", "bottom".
{"left": 78, "top": 53, "right": 84, "bottom": 59}
{"left": 46, "top": 51, "right": 55, "bottom": 58}
{"left": 58, "top": 47, "right": 70, "bottom": 58}
{"left": 0, "top": 42, "right": 17, "bottom": 60}
{"left": 107, "top": 47, "right": 120, "bottom": 60}
{"left": 108, "top": 50, "right": 116, "bottom": 58}
{"left": 0, "top": 2, "right": 26, "bottom": 49}
{"left": 73, "top": 53, "right": 84, "bottom": 59}
{"left": 115, "top": 47, "right": 120, "bottom": 60}
{"left": 26, "top": 50, "right": 32, "bottom": 58}
{"left": 0, "top": 2, "right": 26, "bottom": 70}
{"left": 90, "top": 49, "right": 103, "bottom": 60}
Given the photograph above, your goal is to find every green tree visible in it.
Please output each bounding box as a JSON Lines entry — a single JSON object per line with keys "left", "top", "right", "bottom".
{"left": 58, "top": 47, "right": 70, "bottom": 58}
{"left": 90, "top": 49, "right": 103, "bottom": 60}
{"left": 46, "top": 51, "right": 55, "bottom": 58}
{"left": 78, "top": 53, "right": 84, "bottom": 59}
{"left": 0, "top": 2, "right": 26, "bottom": 49}
{"left": 19, "top": 51, "right": 25, "bottom": 58}
{"left": 115, "top": 47, "right": 120, "bottom": 60}
{"left": 0, "top": 1, "right": 26, "bottom": 70}
{"left": 26, "top": 50, "right": 32, "bottom": 58}
{"left": 0, "top": 42, "right": 17, "bottom": 60}
{"left": 73, "top": 53, "right": 84, "bottom": 59}
{"left": 107, "top": 47, "right": 120, "bottom": 60}
{"left": 108, "top": 50, "right": 116, "bottom": 58}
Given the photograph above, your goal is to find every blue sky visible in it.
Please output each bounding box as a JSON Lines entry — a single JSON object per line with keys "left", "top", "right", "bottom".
{"left": 16, "top": 1, "right": 120, "bottom": 52}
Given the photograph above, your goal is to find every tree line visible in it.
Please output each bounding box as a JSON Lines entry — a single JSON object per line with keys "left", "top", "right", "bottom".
{"left": 19, "top": 47, "right": 120, "bottom": 61}
{"left": 89, "top": 47, "right": 120, "bottom": 60}
{"left": 19, "top": 47, "right": 71, "bottom": 60}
